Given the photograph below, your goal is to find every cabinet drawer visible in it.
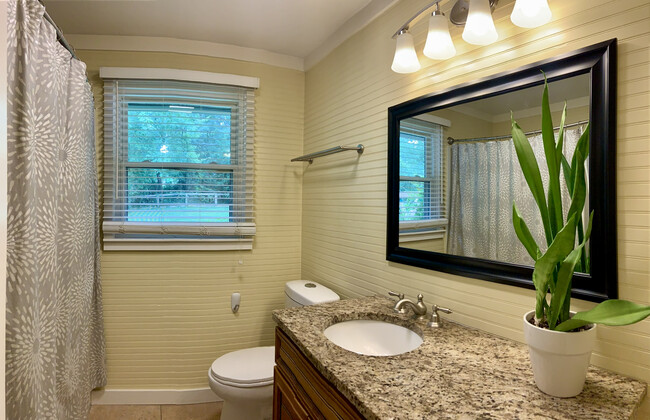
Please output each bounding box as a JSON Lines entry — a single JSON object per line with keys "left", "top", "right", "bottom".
{"left": 275, "top": 327, "right": 364, "bottom": 420}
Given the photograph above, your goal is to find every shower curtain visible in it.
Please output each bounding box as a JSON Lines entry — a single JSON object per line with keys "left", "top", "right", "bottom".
{"left": 6, "top": 1, "right": 106, "bottom": 418}
{"left": 447, "top": 126, "right": 584, "bottom": 266}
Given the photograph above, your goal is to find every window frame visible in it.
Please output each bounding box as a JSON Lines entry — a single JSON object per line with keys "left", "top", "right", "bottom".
{"left": 398, "top": 118, "right": 448, "bottom": 235}
{"left": 101, "top": 68, "right": 258, "bottom": 251}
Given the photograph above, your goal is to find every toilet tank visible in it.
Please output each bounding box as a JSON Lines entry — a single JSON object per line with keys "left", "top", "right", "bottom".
{"left": 285, "top": 280, "right": 340, "bottom": 308}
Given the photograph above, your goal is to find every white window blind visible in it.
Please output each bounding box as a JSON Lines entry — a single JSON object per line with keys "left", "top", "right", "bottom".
{"left": 103, "top": 79, "right": 255, "bottom": 250}
{"left": 399, "top": 118, "right": 447, "bottom": 231}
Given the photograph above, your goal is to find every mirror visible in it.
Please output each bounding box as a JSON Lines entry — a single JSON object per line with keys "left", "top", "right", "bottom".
{"left": 387, "top": 39, "right": 617, "bottom": 302}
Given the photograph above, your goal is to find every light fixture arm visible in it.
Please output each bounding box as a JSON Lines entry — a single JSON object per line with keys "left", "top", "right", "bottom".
{"left": 391, "top": 0, "right": 443, "bottom": 38}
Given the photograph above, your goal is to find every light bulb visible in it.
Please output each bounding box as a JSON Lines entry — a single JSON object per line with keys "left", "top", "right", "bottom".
{"left": 391, "top": 30, "right": 421, "bottom": 74}
{"left": 423, "top": 13, "right": 456, "bottom": 60}
{"left": 462, "top": 0, "right": 498, "bottom": 46}
{"left": 511, "top": 0, "right": 552, "bottom": 28}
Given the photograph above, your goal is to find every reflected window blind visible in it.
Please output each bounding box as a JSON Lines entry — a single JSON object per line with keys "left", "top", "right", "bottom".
{"left": 399, "top": 119, "right": 446, "bottom": 229}
{"left": 103, "top": 79, "right": 255, "bottom": 249}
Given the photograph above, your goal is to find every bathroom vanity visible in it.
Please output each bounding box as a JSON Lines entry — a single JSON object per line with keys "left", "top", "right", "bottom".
{"left": 274, "top": 327, "right": 363, "bottom": 419}
{"left": 272, "top": 296, "right": 647, "bottom": 419}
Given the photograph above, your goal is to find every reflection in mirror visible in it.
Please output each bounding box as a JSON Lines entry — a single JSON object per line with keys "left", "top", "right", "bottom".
{"left": 398, "top": 75, "right": 590, "bottom": 273}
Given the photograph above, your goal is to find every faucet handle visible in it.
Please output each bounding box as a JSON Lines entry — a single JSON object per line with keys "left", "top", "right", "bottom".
{"left": 428, "top": 304, "right": 452, "bottom": 328}
{"left": 433, "top": 304, "right": 451, "bottom": 314}
{"left": 416, "top": 294, "right": 424, "bottom": 303}
{"left": 388, "top": 290, "right": 404, "bottom": 300}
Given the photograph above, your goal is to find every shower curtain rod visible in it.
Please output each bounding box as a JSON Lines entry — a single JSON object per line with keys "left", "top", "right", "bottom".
{"left": 447, "top": 120, "right": 589, "bottom": 145}
{"left": 39, "top": 1, "right": 78, "bottom": 60}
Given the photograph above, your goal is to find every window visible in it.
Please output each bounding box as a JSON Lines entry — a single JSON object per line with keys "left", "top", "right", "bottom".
{"left": 399, "top": 118, "right": 447, "bottom": 237}
{"left": 102, "top": 77, "right": 255, "bottom": 250}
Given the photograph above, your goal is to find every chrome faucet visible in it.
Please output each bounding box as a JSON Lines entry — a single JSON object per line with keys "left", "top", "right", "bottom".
{"left": 394, "top": 294, "right": 427, "bottom": 319}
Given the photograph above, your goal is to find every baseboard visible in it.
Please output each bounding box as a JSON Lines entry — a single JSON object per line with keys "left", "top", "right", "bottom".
{"left": 91, "top": 388, "right": 222, "bottom": 405}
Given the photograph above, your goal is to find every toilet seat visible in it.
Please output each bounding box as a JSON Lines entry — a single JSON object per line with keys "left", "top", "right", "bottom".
{"left": 210, "top": 346, "right": 275, "bottom": 388}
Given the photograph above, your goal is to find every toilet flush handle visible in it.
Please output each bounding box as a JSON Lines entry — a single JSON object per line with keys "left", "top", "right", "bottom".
{"left": 232, "top": 292, "right": 241, "bottom": 313}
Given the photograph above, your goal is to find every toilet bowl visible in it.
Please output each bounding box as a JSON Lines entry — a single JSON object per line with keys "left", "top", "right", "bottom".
{"left": 208, "top": 346, "right": 275, "bottom": 420}
{"left": 208, "top": 280, "right": 339, "bottom": 420}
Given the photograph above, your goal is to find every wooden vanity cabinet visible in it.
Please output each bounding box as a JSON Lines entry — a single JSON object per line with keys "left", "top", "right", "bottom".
{"left": 273, "top": 327, "right": 364, "bottom": 420}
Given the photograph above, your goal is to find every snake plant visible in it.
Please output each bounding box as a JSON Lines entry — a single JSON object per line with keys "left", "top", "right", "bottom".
{"left": 511, "top": 76, "right": 650, "bottom": 332}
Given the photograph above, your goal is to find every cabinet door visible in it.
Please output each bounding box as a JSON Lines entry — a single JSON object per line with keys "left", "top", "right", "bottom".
{"left": 275, "top": 328, "right": 363, "bottom": 420}
{"left": 274, "top": 366, "right": 311, "bottom": 420}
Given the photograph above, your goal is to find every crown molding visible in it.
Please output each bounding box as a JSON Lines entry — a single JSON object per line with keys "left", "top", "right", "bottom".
{"left": 67, "top": 34, "right": 304, "bottom": 71}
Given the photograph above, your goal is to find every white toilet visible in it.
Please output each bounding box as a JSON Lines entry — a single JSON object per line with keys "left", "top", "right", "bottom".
{"left": 208, "top": 280, "right": 340, "bottom": 420}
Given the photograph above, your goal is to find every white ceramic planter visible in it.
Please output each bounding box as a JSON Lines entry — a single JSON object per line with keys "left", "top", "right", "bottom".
{"left": 522, "top": 310, "right": 597, "bottom": 398}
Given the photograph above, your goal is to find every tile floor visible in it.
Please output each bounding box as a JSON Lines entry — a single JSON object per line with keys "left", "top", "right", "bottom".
{"left": 88, "top": 402, "right": 223, "bottom": 420}
{"left": 88, "top": 396, "right": 650, "bottom": 419}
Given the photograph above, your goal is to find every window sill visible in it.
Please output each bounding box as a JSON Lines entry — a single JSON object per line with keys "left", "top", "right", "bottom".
{"left": 399, "top": 219, "right": 448, "bottom": 230}
{"left": 399, "top": 229, "right": 446, "bottom": 243}
{"left": 102, "top": 222, "right": 255, "bottom": 251}
{"left": 103, "top": 236, "right": 253, "bottom": 251}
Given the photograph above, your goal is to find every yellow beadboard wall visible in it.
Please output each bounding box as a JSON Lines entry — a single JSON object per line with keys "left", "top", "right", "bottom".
{"left": 302, "top": 0, "right": 650, "bottom": 384}
{"left": 79, "top": 51, "right": 304, "bottom": 388}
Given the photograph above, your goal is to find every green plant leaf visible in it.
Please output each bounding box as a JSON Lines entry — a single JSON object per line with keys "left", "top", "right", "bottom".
{"left": 561, "top": 154, "right": 573, "bottom": 196}
{"left": 548, "top": 246, "right": 583, "bottom": 329}
{"left": 541, "top": 77, "right": 563, "bottom": 237}
{"left": 571, "top": 124, "right": 590, "bottom": 174}
{"left": 576, "top": 216, "right": 586, "bottom": 271}
{"left": 511, "top": 114, "right": 552, "bottom": 246}
{"left": 553, "top": 318, "right": 588, "bottom": 332}
{"left": 584, "top": 211, "right": 594, "bottom": 242}
{"left": 566, "top": 149, "right": 587, "bottom": 224}
{"left": 532, "top": 215, "right": 577, "bottom": 319}
{"left": 555, "top": 300, "right": 650, "bottom": 332}
{"left": 547, "top": 214, "right": 592, "bottom": 329}
{"left": 512, "top": 203, "right": 541, "bottom": 261}
{"left": 570, "top": 127, "right": 590, "bottom": 272}
{"left": 555, "top": 102, "right": 567, "bottom": 171}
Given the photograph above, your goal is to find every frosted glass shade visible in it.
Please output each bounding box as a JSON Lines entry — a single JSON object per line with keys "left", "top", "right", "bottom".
{"left": 391, "top": 31, "right": 421, "bottom": 73}
{"left": 423, "top": 14, "right": 456, "bottom": 60}
{"left": 462, "top": 0, "right": 498, "bottom": 46}
{"left": 511, "top": 0, "right": 552, "bottom": 28}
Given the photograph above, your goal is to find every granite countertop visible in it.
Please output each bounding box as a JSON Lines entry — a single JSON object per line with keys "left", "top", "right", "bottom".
{"left": 272, "top": 295, "right": 647, "bottom": 420}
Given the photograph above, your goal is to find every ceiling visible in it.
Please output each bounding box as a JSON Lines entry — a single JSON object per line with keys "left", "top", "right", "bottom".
{"left": 44, "top": 0, "right": 379, "bottom": 59}
{"left": 450, "top": 74, "right": 591, "bottom": 122}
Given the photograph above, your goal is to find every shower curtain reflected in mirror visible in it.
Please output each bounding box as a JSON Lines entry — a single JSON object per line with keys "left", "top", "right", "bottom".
{"left": 447, "top": 126, "right": 586, "bottom": 267}
{"left": 6, "top": 1, "right": 106, "bottom": 418}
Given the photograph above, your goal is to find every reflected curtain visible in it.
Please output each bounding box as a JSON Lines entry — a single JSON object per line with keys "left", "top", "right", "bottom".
{"left": 447, "top": 126, "right": 584, "bottom": 265}
{"left": 6, "top": 0, "right": 106, "bottom": 418}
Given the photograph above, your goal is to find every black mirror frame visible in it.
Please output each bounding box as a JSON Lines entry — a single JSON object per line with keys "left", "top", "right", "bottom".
{"left": 387, "top": 39, "right": 617, "bottom": 303}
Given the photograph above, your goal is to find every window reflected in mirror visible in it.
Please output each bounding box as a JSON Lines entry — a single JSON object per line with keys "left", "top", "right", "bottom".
{"left": 399, "top": 117, "right": 448, "bottom": 253}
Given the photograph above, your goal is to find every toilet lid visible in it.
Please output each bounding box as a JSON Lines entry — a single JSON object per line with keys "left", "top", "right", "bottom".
{"left": 210, "top": 346, "right": 275, "bottom": 387}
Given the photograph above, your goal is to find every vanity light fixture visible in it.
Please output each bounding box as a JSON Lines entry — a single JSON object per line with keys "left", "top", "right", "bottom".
{"left": 391, "top": 0, "right": 553, "bottom": 73}
{"left": 391, "top": 29, "right": 422, "bottom": 73}
{"left": 462, "top": 0, "right": 499, "bottom": 45}
{"left": 510, "top": 0, "right": 552, "bottom": 28}
{"left": 423, "top": 3, "right": 456, "bottom": 60}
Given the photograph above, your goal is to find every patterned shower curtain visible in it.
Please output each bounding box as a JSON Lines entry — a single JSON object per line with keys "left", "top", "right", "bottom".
{"left": 6, "top": 0, "right": 106, "bottom": 418}
{"left": 447, "top": 126, "right": 585, "bottom": 266}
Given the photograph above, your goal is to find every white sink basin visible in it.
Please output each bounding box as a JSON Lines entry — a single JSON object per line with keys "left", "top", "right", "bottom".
{"left": 323, "top": 319, "right": 423, "bottom": 356}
